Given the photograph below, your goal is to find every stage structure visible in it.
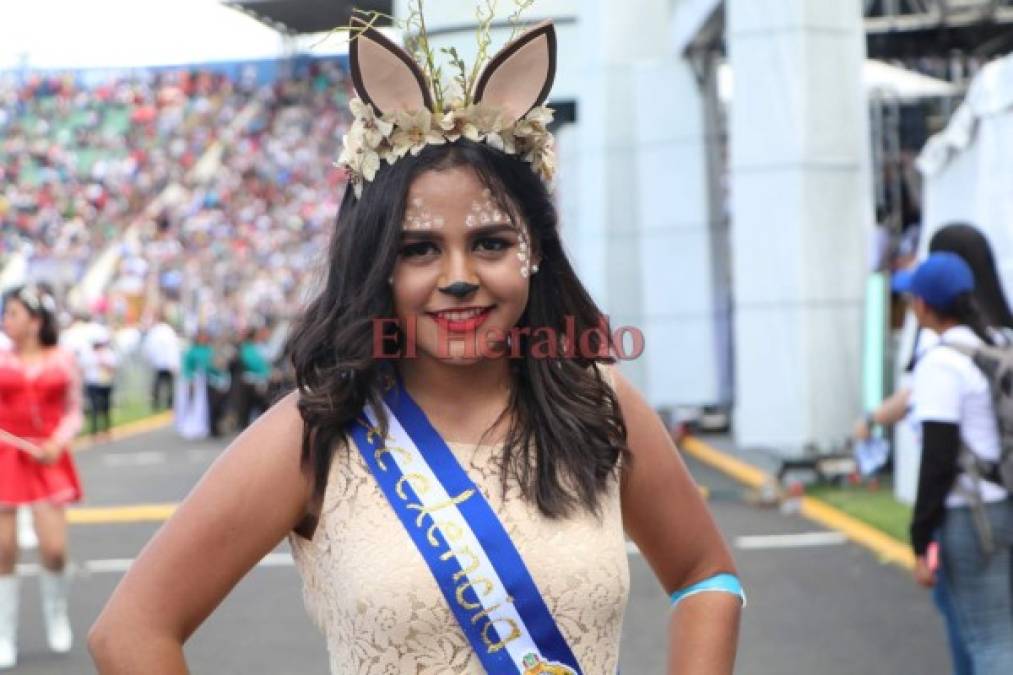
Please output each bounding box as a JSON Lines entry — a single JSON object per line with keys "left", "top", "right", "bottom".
{"left": 865, "top": 0, "right": 1013, "bottom": 59}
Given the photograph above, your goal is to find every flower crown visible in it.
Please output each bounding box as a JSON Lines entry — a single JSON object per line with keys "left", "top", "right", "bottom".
{"left": 338, "top": 16, "right": 558, "bottom": 198}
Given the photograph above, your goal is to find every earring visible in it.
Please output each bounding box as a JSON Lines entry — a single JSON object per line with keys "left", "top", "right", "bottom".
{"left": 387, "top": 275, "right": 394, "bottom": 284}
{"left": 531, "top": 264, "right": 540, "bottom": 274}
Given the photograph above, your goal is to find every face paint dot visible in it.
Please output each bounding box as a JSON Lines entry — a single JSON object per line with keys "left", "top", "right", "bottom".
{"left": 404, "top": 195, "right": 446, "bottom": 231}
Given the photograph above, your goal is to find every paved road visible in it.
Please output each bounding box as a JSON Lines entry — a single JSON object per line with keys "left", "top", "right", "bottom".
{"left": 8, "top": 427, "right": 949, "bottom": 674}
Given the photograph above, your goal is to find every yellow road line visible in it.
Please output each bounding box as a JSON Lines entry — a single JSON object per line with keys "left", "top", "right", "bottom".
{"left": 680, "top": 435, "right": 914, "bottom": 571}
{"left": 72, "top": 411, "right": 174, "bottom": 454}
{"left": 680, "top": 436, "right": 768, "bottom": 489}
{"left": 800, "top": 497, "right": 914, "bottom": 569}
{"left": 67, "top": 503, "right": 178, "bottom": 524}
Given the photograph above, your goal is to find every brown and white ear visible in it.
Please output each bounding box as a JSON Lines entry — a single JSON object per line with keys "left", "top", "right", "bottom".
{"left": 349, "top": 17, "right": 433, "bottom": 115}
{"left": 473, "top": 21, "right": 556, "bottom": 122}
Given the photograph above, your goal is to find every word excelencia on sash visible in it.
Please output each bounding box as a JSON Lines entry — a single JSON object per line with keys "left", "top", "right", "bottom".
{"left": 359, "top": 418, "right": 525, "bottom": 652}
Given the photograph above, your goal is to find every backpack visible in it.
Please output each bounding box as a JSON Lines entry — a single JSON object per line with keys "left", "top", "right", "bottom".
{"left": 941, "top": 329, "right": 1013, "bottom": 492}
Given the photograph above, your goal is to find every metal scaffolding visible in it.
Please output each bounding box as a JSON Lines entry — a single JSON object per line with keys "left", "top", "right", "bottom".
{"left": 864, "top": 0, "right": 1013, "bottom": 57}
{"left": 865, "top": 0, "right": 1013, "bottom": 31}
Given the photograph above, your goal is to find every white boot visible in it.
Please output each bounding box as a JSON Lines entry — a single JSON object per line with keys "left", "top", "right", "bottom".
{"left": 0, "top": 575, "right": 19, "bottom": 670}
{"left": 16, "top": 508, "right": 38, "bottom": 550}
{"left": 39, "top": 568, "right": 72, "bottom": 654}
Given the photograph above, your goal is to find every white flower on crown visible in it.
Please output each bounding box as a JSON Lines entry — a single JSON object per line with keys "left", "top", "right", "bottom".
{"left": 390, "top": 109, "right": 447, "bottom": 157}
{"left": 439, "top": 104, "right": 486, "bottom": 143}
{"left": 349, "top": 98, "right": 394, "bottom": 147}
{"left": 339, "top": 99, "right": 556, "bottom": 197}
{"left": 336, "top": 127, "right": 381, "bottom": 197}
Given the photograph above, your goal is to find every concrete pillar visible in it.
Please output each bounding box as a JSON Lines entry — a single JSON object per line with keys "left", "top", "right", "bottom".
{"left": 624, "top": 54, "right": 730, "bottom": 407}
{"left": 727, "top": 0, "right": 872, "bottom": 454}
{"left": 575, "top": 0, "right": 728, "bottom": 406}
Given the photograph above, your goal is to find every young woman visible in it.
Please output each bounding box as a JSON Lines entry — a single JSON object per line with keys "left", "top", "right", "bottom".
{"left": 899, "top": 252, "right": 1013, "bottom": 673}
{"left": 853, "top": 223, "right": 1013, "bottom": 673}
{"left": 0, "top": 285, "right": 84, "bottom": 669}
{"left": 88, "top": 20, "right": 742, "bottom": 674}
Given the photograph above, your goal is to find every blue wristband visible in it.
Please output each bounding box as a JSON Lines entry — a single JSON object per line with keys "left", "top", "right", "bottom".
{"left": 669, "top": 573, "right": 746, "bottom": 609}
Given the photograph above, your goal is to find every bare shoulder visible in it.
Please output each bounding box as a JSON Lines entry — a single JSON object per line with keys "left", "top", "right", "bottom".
{"left": 257, "top": 389, "right": 305, "bottom": 443}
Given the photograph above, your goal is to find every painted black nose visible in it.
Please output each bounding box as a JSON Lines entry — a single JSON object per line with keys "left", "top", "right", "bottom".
{"left": 439, "top": 281, "right": 479, "bottom": 299}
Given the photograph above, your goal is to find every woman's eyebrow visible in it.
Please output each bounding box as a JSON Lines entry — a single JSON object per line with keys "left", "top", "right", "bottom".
{"left": 400, "top": 223, "right": 517, "bottom": 240}
{"left": 468, "top": 223, "right": 517, "bottom": 236}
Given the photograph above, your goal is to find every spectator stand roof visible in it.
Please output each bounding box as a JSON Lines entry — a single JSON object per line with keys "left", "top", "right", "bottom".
{"left": 223, "top": 0, "right": 393, "bottom": 35}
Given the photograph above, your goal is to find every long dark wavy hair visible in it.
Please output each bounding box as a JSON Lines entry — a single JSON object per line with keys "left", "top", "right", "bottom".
{"left": 286, "top": 139, "right": 629, "bottom": 518}
{"left": 930, "top": 223, "right": 1013, "bottom": 329}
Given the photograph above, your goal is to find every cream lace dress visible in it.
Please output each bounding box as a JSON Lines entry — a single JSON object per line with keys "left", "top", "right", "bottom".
{"left": 288, "top": 401, "right": 630, "bottom": 674}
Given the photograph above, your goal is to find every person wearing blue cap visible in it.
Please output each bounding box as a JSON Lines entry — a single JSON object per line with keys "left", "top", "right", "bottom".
{"left": 898, "top": 251, "right": 1013, "bottom": 673}
{"left": 854, "top": 225, "right": 1013, "bottom": 448}
{"left": 854, "top": 224, "right": 1013, "bottom": 675}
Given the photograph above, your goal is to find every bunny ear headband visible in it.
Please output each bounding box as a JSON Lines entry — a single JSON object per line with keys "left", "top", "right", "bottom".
{"left": 338, "top": 16, "right": 558, "bottom": 197}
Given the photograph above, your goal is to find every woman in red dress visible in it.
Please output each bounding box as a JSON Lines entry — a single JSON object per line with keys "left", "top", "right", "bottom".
{"left": 0, "top": 285, "right": 83, "bottom": 669}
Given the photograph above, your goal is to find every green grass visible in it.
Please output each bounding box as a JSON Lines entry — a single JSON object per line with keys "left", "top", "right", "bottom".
{"left": 77, "top": 399, "right": 166, "bottom": 438}
{"left": 111, "top": 399, "right": 161, "bottom": 427}
{"left": 807, "top": 481, "right": 913, "bottom": 543}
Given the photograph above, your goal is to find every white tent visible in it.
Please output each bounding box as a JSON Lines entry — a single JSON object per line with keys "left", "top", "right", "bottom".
{"left": 917, "top": 52, "right": 1013, "bottom": 285}
{"left": 718, "top": 59, "right": 960, "bottom": 103}
{"left": 863, "top": 59, "right": 962, "bottom": 100}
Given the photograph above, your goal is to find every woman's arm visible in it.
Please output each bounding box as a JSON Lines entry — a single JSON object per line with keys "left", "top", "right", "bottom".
{"left": 909, "top": 354, "right": 963, "bottom": 584}
{"left": 88, "top": 392, "right": 314, "bottom": 674}
{"left": 853, "top": 388, "right": 911, "bottom": 440}
{"left": 45, "top": 352, "right": 84, "bottom": 451}
{"left": 910, "top": 421, "right": 960, "bottom": 579}
{"left": 612, "top": 368, "right": 741, "bottom": 674}
{"left": 874, "top": 388, "right": 912, "bottom": 426}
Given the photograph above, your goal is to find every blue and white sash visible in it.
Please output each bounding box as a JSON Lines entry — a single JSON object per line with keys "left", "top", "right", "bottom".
{"left": 347, "top": 379, "right": 582, "bottom": 674}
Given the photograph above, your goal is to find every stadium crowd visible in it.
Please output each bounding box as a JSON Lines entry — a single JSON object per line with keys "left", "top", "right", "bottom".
{"left": 1, "top": 57, "right": 353, "bottom": 437}
{"left": 0, "top": 69, "right": 252, "bottom": 289}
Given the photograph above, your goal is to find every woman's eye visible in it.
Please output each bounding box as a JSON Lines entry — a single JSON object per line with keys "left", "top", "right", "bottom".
{"left": 400, "top": 242, "right": 438, "bottom": 258}
{"left": 475, "top": 237, "right": 511, "bottom": 253}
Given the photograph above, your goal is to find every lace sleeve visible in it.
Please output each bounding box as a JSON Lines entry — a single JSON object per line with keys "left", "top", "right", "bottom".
{"left": 48, "top": 351, "right": 84, "bottom": 448}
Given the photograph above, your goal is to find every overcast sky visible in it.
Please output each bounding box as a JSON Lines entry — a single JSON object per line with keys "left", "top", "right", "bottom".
{"left": 0, "top": 0, "right": 349, "bottom": 71}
